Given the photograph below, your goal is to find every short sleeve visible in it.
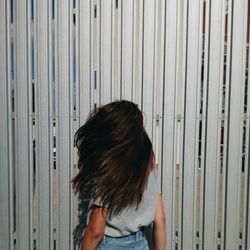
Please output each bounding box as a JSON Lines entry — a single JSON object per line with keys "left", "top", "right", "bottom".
{"left": 91, "top": 196, "right": 102, "bottom": 206}
{"left": 90, "top": 195, "right": 107, "bottom": 208}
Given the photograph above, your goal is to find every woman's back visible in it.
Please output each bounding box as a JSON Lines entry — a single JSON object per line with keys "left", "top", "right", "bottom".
{"left": 87, "top": 168, "right": 160, "bottom": 237}
{"left": 72, "top": 100, "right": 166, "bottom": 249}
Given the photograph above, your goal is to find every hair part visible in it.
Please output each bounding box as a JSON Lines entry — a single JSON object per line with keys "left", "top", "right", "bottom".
{"left": 72, "top": 99, "right": 155, "bottom": 216}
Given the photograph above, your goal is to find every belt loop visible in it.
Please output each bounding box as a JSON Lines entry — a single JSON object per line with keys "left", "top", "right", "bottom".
{"left": 135, "top": 230, "right": 139, "bottom": 241}
{"left": 136, "top": 229, "right": 142, "bottom": 241}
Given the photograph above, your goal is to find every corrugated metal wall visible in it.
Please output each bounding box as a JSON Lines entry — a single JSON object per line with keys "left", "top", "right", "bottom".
{"left": 0, "top": 0, "right": 250, "bottom": 249}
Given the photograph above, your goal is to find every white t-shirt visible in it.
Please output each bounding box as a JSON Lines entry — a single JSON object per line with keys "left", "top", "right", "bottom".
{"left": 87, "top": 169, "right": 160, "bottom": 237}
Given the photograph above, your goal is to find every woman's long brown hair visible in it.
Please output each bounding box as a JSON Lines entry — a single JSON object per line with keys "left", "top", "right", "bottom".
{"left": 72, "top": 99, "right": 155, "bottom": 216}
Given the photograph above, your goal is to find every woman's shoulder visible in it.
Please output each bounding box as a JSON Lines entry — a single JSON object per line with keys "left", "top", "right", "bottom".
{"left": 148, "top": 164, "right": 160, "bottom": 186}
{"left": 144, "top": 164, "right": 161, "bottom": 196}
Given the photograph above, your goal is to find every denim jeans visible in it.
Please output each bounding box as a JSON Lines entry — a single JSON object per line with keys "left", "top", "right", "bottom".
{"left": 97, "top": 229, "right": 149, "bottom": 250}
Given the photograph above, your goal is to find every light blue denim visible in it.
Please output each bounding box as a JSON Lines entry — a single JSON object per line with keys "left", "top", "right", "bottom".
{"left": 97, "top": 229, "right": 149, "bottom": 250}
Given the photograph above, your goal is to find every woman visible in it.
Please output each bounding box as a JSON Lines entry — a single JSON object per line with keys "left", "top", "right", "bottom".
{"left": 72, "top": 100, "right": 166, "bottom": 250}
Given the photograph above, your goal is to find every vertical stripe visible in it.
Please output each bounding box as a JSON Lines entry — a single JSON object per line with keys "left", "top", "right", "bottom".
{"left": 36, "top": 0, "right": 51, "bottom": 248}
{"left": 58, "top": 0, "right": 71, "bottom": 248}
{"left": 225, "top": 0, "right": 249, "bottom": 249}
{"left": 182, "top": 0, "right": 201, "bottom": 248}
{"left": 162, "top": 0, "right": 178, "bottom": 249}
{"left": 15, "top": 0, "right": 32, "bottom": 248}
{"left": 142, "top": 0, "right": 155, "bottom": 140}
{"left": 152, "top": 0, "right": 165, "bottom": 191}
{"left": 0, "top": 1, "right": 10, "bottom": 248}
{"left": 111, "top": 0, "right": 122, "bottom": 101}
{"left": 100, "top": 0, "right": 112, "bottom": 104}
{"left": 204, "top": 0, "right": 228, "bottom": 249}
{"left": 132, "top": 0, "right": 143, "bottom": 109}
{"left": 121, "top": 0, "right": 133, "bottom": 100}
{"left": 79, "top": 0, "right": 91, "bottom": 124}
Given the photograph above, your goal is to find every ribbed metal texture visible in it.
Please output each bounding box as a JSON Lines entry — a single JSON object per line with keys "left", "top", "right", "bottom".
{"left": 1, "top": 1, "right": 250, "bottom": 249}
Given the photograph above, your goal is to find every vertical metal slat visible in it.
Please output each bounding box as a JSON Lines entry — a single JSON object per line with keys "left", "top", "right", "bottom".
{"left": 196, "top": 1, "right": 209, "bottom": 248}
{"left": 48, "top": 0, "right": 55, "bottom": 249}
{"left": 203, "top": 0, "right": 224, "bottom": 249}
{"left": 91, "top": 0, "right": 101, "bottom": 107}
{"left": 79, "top": 0, "right": 91, "bottom": 124}
{"left": 6, "top": 0, "right": 14, "bottom": 248}
{"left": 27, "top": 0, "right": 34, "bottom": 248}
{"left": 69, "top": 0, "right": 78, "bottom": 248}
{"left": 152, "top": 0, "right": 165, "bottom": 191}
{"left": 36, "top": 0, "right": 51, "bottom": 248}
{"left": 15, "top": 0, "right": 32, "bottom": 248}
{"left": 226, "top": 0, "right": 249, "bottom": 249}
{"left": 132, "top": 0, "right": 143, "bottom": 109}
{"left": 0, "top": 1, "right": 11, "bottom": 248}
{"left": 162, "top": 0, "right": 178, "bottom": 248}
{"left": 111, "top": 0, "right": 122, "bottom": 101}
{"left": 58, "top": 0, "right": 71, "bottom": 248}
{"left": 121, "top": 0, "right": 133, "bottom": 100}
{"left": 219, "top": 1, "right": 232, "bottom": 248}
{"left": 182, "top": 0, "right": 201, "bottom": 248}
{"left": 142, "top": 0, "right": 155, "bottom": 140}
{"left": 175, "top": 1, "right": 188, "bottom": 248}
{"left": 100, "top": 0, "right": 112, "bottom": 104}
{"left": 238, "top": 1, "right": 250, "bottom": 248}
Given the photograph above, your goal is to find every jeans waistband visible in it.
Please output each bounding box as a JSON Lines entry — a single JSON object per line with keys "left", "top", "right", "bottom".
{"left": 102, "top": 229, "right": 145, "bottom": 243}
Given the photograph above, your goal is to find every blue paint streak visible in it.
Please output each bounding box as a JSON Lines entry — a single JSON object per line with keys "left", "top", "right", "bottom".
{"left": 73, "top": 38, "right": 76, "bottom": 83}
{"left": 32, "top": 38, "right": 35, "bottom": 80}
{"left": 10, "top": 0, "right": 14, "bottom": 23}
{"left": 52, "top": 34, "right": 55, "bottom": 82}
{"left": 11, "top": 42, "right": 14, "bottom": 80}
{"left": 31, "top": 0, "right": 34, "bottom": 21}
{"left": 52, "top": 0, "right": 55, "bottom": 19}
{"left": 94, "top": 71, "right": 97, "bottom": 89}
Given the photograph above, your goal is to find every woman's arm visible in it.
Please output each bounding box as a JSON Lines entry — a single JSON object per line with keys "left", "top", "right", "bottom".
{"left": 153, "top": 193, "right": 166, "bottom": 250}
{"left": 81, "top": 206, "right": 107, "bottom": 250}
